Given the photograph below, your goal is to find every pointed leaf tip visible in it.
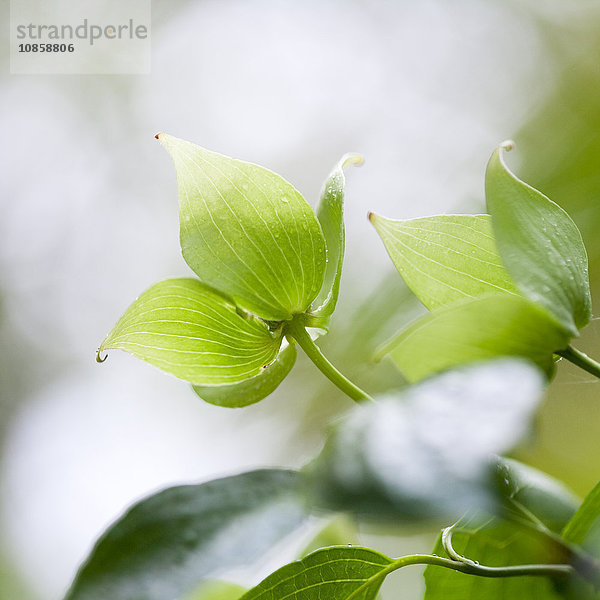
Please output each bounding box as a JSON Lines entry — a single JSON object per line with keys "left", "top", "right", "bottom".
{"left": 159, "top": 135, "right": 326, "bottom": 321}
{"left": 486, "top": 141, "right": 591, "bottom": 334}
{"left": 311, "top": 153, "right": 362, "bottom": 318}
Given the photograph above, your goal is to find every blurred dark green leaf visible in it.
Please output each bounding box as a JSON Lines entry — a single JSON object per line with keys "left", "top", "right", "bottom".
{"left": 65, "top": 470, "right": 309, "bottom": 600}
{"left": 496, "top": 457, "right": 580, "bottom": 534}
{"left": 309, "top": 360, "right": 545, "bottom": 521}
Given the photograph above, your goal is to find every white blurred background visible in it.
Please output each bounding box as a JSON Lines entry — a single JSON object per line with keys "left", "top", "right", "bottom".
{"left": 2, "top": 1, "right": 600, "bottom": 598}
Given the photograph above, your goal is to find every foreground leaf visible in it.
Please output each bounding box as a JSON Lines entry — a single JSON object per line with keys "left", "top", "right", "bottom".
{"left": 65, "top": 470, "right": 309, "bottom": 600}
{"left": 424, "top": 515, "right": 565, "bottom": 599}
{"left": 379, "top": 293, "right": 570, "bottom": 382}
{"left": 309, "top": 359, "right": 545, "bottom": 521}
{"left": 192, "top": 344, "right": 296, "bottom": 407}
{"left": 239, "top": 546, "right": 391, "bottom": 600}
{"left": 311, "top": 154, "right": 363, "bottom": 317}
{"left": 157, "top": 134, "right": 326, "bottom": 321}
{"left": 369, "top": 213, "right": 518, "bottom": 309}
{"left": 485, "top": 142, "right": 592, "bottom": 335}
{"left": 100, "top": 278, "right": 282, "bottom": 385}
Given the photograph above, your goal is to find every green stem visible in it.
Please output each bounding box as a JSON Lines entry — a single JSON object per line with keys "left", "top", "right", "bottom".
{"left": 557, "top": 345, "right": 600, "bottom": 379}
{"left": 346, "top": 552, "right": 573, "bottom": 600}
{"left": 286, "top": 316, "right": 373, "bottom": 403}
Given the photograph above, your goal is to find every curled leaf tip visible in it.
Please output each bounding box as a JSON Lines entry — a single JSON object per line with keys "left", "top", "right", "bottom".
{"left": 340, "top": 153, "right": 364, "bottom": 170}
{"left": 367, "top": 211, "right": 377, "bottom": 222}
{"left": 96, "top": 349, "right": 108, "bottom": 363}
{"left": 500, "top": 139, "right": 515, "bottom": 152}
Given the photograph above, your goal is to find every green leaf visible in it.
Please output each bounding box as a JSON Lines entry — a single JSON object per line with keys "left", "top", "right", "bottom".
{"left": 311, "top": 154, "right": 363, "bottom": 317}
{"left": 369, "top": 213, "right": 518, "bottom": 309}
{"left": 563, "top": 481, "right": 600, "bottom": 553}
{"left": 309, "top": 359, "right": 545, "bottom": 521}
{"left": 485, "top": 142, "right": 592, "bottom": 335}
{"left": 100, "top": 278, "right": 282, "bottom": 385}
{"left": 65, "top": 470, "right": 309, "bottom": 600}
{"left": 184, "top": 581, "right": 246, "bottom": 600}
{"left": 495, "top": 457, "right": 579, "bottom": 534}
{"left": 192, "top": 343, "right": 296, "bottom": 407}
{"left": 424, "top": 515, "right": 565, "bottom": 599}
{"left": 157, "top": 134, "right": 326, "bottom": 321}
{"left": 239, "top": 546, "right": 391, "bottom": 600}
{"left": 379, "top": 293, "right": 571, "bottom": 382}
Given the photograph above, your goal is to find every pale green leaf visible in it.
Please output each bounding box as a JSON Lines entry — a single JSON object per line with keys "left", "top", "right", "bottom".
{"left": 424, "top": 515, "right": 565, "bottom": 599}
{"left": 100, "top": 278, "right": 282, "bottom": 385}
{"left": 157, "top": 134, "right": 326, "bottom": 321}
{"left": 239, "top": 546, "right": 391, "bottom": 600}
{"left": 65, "top": 470, "right": 309, "bottom": 600}
{"left": 184, "top": 581, "right": 246, "bottom": 600}
{"left": 495, "top": 457, "right": 579, "bottom": 534}
{"left": 485, "top": 142, "right": 592, "bottom": 335}
{"left": 192, "top": 343, "right": 296, "bottom": 407}
{"left": 311, "top": 153, "right": 363, "bottom": 317}
{"left": 369, "top": 213, "right": 518, "bottom": 309}
{"left": 379, "top": 294, "right": 571, "bottom": 382}
{"left": 309, "top": 360, "right": 545, "bottom": 521}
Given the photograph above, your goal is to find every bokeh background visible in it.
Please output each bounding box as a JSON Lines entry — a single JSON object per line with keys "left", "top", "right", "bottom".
{"left": 1, "top": 1, "right": 600, "bottom": 598}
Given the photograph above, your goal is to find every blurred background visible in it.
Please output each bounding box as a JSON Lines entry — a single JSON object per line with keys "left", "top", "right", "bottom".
{"left": 1, "top": 0, "right": 600, "bottom": 598}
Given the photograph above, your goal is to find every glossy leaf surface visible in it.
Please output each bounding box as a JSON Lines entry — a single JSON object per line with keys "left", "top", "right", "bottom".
{"left": 100, "top": 279, "right": 282, "bottom": 385}
{"left": 312, "top": 154, "right": 363, "bottom": 317}
{"left": 310, "top": 360, "right": 545, "bottom": 521}
{"left": 486, "top": 142, "right": 591, "bottom": 335}
{"left": 369, "top": 213, "right": 518, "bottom": 309}
{"left": 192, "top": 343, "right": 296, "bottom": 407}
{"left": 379, "top": 294, "right": 570, "bottom": 382}
{"left": 239, "top": 547, "right": 390, "bottom": 600}
{"left": 65, "top": 470, "right": 308, "bottom": 600}
{"left": 157, "top": 134, "right": 326, "bottom": 321}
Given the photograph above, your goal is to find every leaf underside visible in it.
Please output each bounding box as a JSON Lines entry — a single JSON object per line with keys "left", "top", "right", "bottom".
{"left": 158, "top": 134, "right": 326, "bottom": 321}
{"left": 370, "top": 213, "right": 518, "bottom": 310}
{"left": 100, "top": 278, "right": 282, "bottom": 385}
{"left": 379, "top": 293, "right": 570, "bottom": 382}
{"left": 192, "top": 343, "right": 296, "bottom": 407}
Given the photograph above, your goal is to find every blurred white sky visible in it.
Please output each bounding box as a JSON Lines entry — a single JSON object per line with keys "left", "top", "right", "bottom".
{"left": 0, "top": 0, "right": 576, "bottom": 598}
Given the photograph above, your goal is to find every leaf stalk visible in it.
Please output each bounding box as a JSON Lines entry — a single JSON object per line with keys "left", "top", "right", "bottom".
{"left": 286, "top": 315, "right": 373, "bottom": 403}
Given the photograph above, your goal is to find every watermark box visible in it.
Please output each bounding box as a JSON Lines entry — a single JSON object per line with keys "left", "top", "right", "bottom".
{"left": 10, "top": 0, "right": 151, "bottom": 74}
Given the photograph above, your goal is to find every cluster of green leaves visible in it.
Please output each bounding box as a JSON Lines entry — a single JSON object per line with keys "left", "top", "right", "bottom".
{"left": 80, "top": 137, "right": 600, "bottom": 600}
{"left": 370, "top": 141, "right": 592, "bottom": 382}
{"left": 98, "top": 134, "right": 362, "bottom": 406}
